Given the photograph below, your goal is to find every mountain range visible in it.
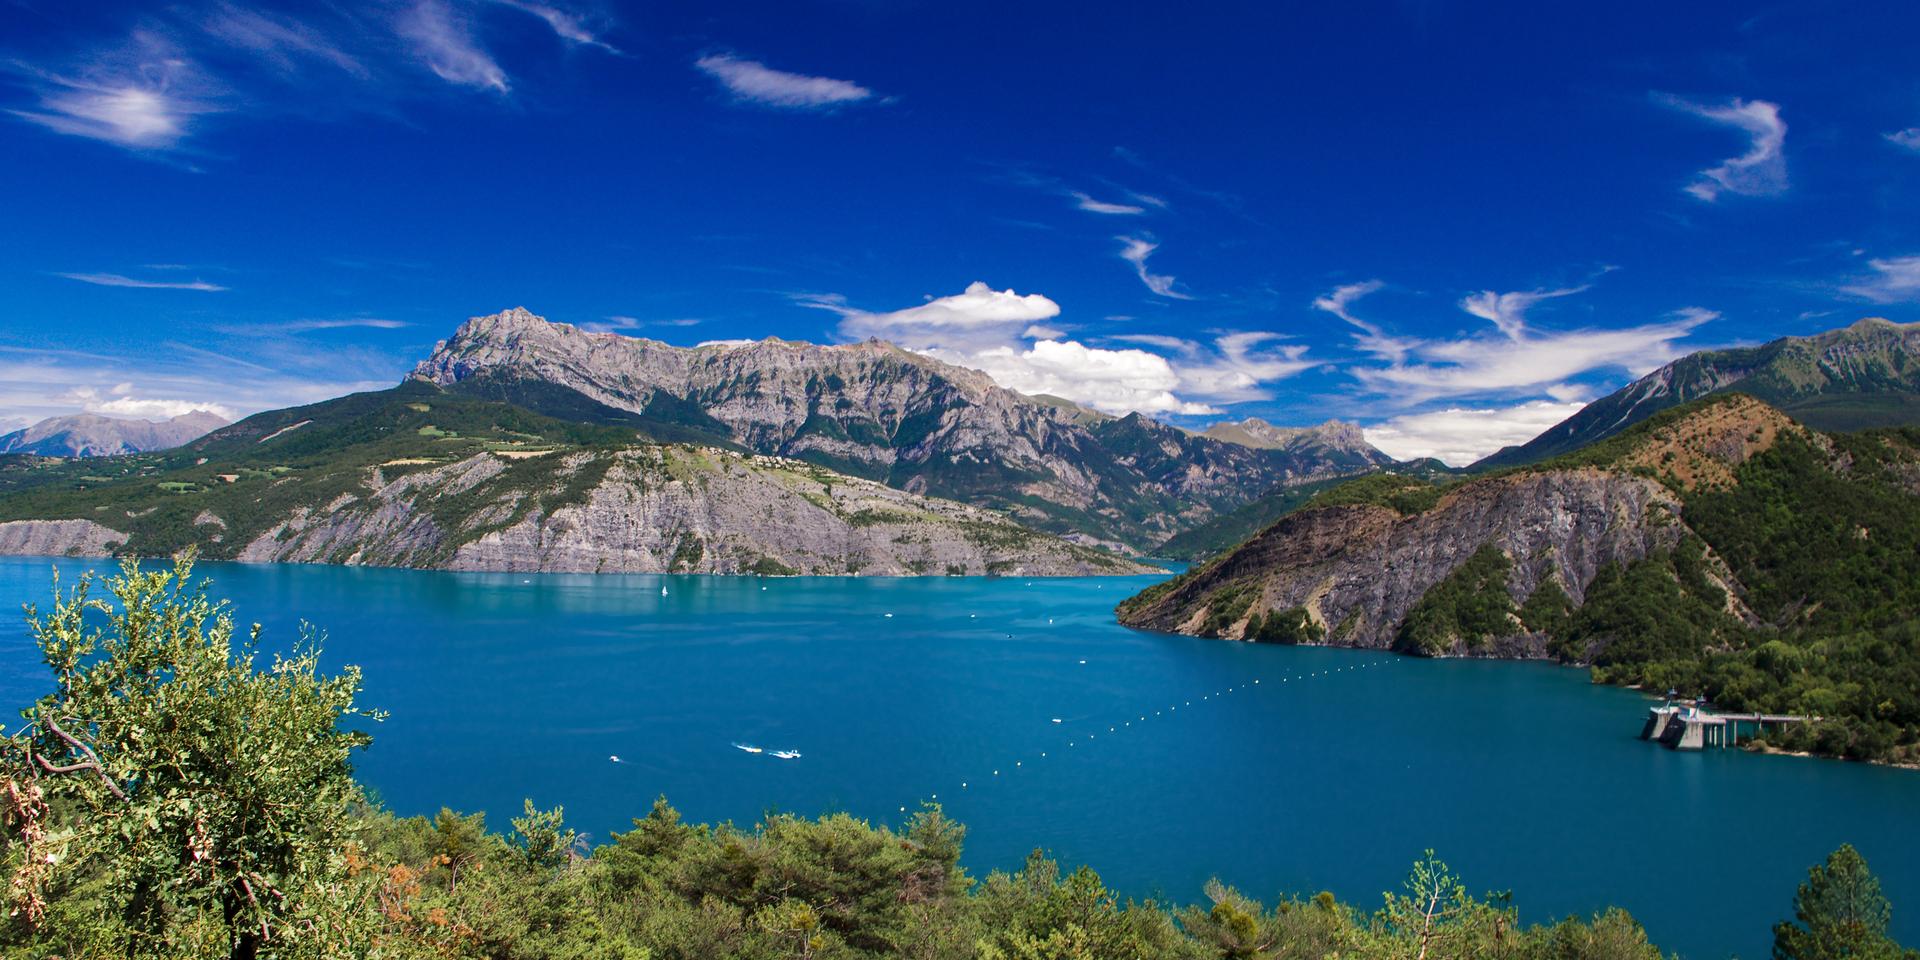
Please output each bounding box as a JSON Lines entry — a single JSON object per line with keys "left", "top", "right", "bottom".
{"left": 1472, "top": 317, "right": 1920, "bottom": 470}
{"left": 412, "top": 308, "right": 1395, "bottom": 550}
{"left": 0, "top": 411, "right": 228, "bottom": 457}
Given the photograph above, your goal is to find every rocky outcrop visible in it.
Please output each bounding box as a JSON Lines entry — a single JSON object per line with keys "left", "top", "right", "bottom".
{"left": 223, "top": 448, "right": 1156, "bottom": 576}
{"left": 1117, "top": 470, "right": 1690, "bottom": 649}
{"left": 0, "top": 519, "right": 127, "bottom": 557}
{"left": 1119, "top": 396, "right": 1808, "bottom": 652}
{"left": 408, "top": 308, "right": 1396, "bottom": 548}
{"left": 0, "top": 411, "right": 229, "bottom": 457}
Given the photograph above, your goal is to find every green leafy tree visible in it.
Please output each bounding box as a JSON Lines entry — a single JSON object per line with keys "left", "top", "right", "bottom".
{"left": 0, "top": 554, "right": 378, "bottom": 959}
{"left": 1773, "top": 845, "right": 1917, "bottom": 960}
{"left": 513, "top": 799, "right": 581, "bottom": 873}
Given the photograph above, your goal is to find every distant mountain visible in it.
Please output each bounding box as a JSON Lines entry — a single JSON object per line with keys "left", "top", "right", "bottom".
{"left": 0, "top": 411, "right": 228, "bottom": 457}
{"left": 1200, "top": 418, "right": 1370, "bottom": 456}
{"left": 0, "top": 382, "right": 1153, "bottom": 576}
{"left": 411, "top": 308, "right": 1398, "bottom": 549}
{"left": 1472, "top": 317, "right": 1920, "bottom": 470}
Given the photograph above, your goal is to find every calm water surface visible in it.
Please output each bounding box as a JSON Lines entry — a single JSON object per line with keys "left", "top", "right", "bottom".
{"left": 2, "top": 557, "right": 1915, "bottom": 959}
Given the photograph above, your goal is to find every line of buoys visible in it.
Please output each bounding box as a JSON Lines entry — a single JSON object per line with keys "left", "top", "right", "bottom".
{"left": 917, "top": 658, "right": 1395, "bottom": 807}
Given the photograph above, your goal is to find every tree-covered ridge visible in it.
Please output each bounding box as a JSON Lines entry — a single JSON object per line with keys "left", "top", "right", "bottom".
{"left": 6, "top": 559, "right": 1911, "bottom": 958}
{"left": 1119, "top": 395, "right": 1920, "bottom": 762}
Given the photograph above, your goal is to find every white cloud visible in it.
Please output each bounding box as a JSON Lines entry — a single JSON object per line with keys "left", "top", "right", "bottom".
{"left": 398, "top": 0, "right": 508, "bottom": 92}
{"left": 1888, "top": 128, "right": 1920, "bottom": 152}
{"left": 1458, "top": 284, "right": 1588, "bottom": 339}
{"left": 1344, "top": 279, "right": 1713, "bottom": 403}
{"left": 1312, "top": 280, "right": 1417, "bottom": 362}
{"left": 1840, "top": 255, "right": 1920, "bottom": 303}
{"left": 1071, "top": 191, "right": 1145, "bottom": 215}
{"left": 59, "top": 272, "right": 227, "bottom": 291}
{"left": 200, "top": 4, "right": 370, "bottom": 79}
{"left": 802, "top": 281, "right": 1308, "bottom": 415}
{"left": 1363, "top": 399, "right": 1590, "bottom": 466}
{"left": 486, "top": 0, "right": 615, "bottom": 51}
{"left": 694, "top": 54, "right": 873, "bottom": 110}
{"left": 1660, "top": 95, "right": 1787, "bottom": 201}
{"left": 7, "top": 32, "right": 215, "bottom": 150}
{"left": 584, "top": 315, "right": 703, "bottom": 333}
{"left": 89, "top": 394, "right": 238, "bottom": 421}
{"left": 1117, "top": 236, "right": 1193, "bottom": 300}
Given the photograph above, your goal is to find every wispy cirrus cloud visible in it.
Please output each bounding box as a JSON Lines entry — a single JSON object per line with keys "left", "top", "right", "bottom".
{"left": 397, "top": 0, "right": 508, "bottom": 92}
{"left": 1888, "top": 128, "right": 1920, "bottom": 153}
{"left": 694, "top": 53, "right": 874, "bottom": 110}
{"left": 800, "top": 281, "right": 1307, "bottom": 415}
{"left": 58, "top": 271, "right": 227, "bottom": 291}
{"left": 1840, "top": 255, "right": 1920, "bottom": 303}
{"left": 1323, "top": 277, "right": 1712, "bottom": 404}
{"left": 1312, "top": 280, "right": 1416, "bottom": 363}
{"left": 1659, "top": 94, "right": 1787, "bottom": 201}
{"left": 1070, "top": 191, "right": 1145, "bottom": 215}
{"left": 583, "top": 315, "right": 703, "bottom": 333}
{"left": 485, "top": 0, "right": 616, "bottom": 52}
{"left": 6, "top": 2, "right": 617, "bottom": 153}
{"left": 6, "top": 31, "right": 219, "bottom": 150}
{"left": 1117, "top": 236, "right": 1193, "bottom": 300}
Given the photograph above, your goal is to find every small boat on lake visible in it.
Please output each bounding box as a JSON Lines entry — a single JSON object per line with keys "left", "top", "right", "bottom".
{"left": 732, "top": 742, "right": 763, "bottom": 754}
{"left": 769, "top": 749, "right": 801, "bottom": 760}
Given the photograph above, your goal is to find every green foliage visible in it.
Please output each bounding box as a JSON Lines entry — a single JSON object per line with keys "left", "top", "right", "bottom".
{"left": 1310, "top": 474, "right": 1450, "bottom": 515}
{"left": 1396, "top": 545, "right": 1515, "bottom": 656}
{"left": 0, "top": 554, "right": 378, "bottom": 958}
{"left": 1773, "top": 845, "right": 1918, "bottom": 960}
{"left": 1199, "top": 582, "right": 1261, "bottom": 637}
{"left": 1517, "top": 576, "right": 1573, "bottom": 638}
{"left": 1247, "top": 607, "right": 1324, "bottom": 645}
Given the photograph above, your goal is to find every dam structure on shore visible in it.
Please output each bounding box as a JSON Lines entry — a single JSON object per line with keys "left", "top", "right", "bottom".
{"left": 1641, "top": 702, "right": 1810, "bottom": 751}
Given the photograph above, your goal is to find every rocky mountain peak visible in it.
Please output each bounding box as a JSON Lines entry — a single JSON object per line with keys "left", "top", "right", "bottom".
{"left": 1201, "top": 417, "right": 1374, "bottom": 454}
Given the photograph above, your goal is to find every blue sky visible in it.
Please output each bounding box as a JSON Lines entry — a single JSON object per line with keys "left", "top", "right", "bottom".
{"left": 3, "top": 1, "right": 1918, "bottom": 463}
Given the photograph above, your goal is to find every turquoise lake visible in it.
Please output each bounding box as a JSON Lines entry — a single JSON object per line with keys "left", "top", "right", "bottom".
{"left": 1, "top": 556, "right": 1915, "bottom": 958}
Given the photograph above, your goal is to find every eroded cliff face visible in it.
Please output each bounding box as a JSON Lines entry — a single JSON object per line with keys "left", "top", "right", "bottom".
{"left": 1118, "top": 396, "right": 1809, "bottom": 654}
{"left": 15, "top": 447, "right": 1154, "bottom": 577}
{"left": 1118, "top": 470, "right": 1702, "bottom": 651}
{"left": 0, "top": 519, "right": 128, "bottom": 557}
{"left": 410, "top": 308, "right": 1394, "bottom": 548}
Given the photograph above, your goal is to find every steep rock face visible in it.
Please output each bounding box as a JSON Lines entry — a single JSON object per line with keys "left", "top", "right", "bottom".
{"left": 1117, "top": 470, "right": 1689, "bottom": 649}
{"left": 0, "top": 519, "right": 128, "bottom": 557}
{"left": 1200, "top": 418, "right": 1372, "bottom": 456}
{"left": 0, "top": 411, "right": 229, "bottom": 457}
{"left": 410, "top": 308, "right": 1396, "bottom": 548}
{"left": 211, "top": 449, "right": 1156, "bottom": 576}
{"left": 1474, "top": 317, "right": 1920, "bottom": 469}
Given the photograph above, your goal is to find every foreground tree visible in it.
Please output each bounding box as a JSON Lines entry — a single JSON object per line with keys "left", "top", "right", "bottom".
{"left": 1773, "top": 845, "right": 1917, "bottom": 960}
{"left": 0, "top": 555, "right": 379, "bottom": 959}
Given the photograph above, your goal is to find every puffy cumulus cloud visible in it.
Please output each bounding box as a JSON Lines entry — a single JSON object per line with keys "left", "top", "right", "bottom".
{"left": 1659, "top": 95, "right": 1788, "bottom": 201}
{"left": 1363, "top": 399, "right": 1589, "bottom": 466}
{"left": 804, "top": 282, "right": 1311, "bottom": 416}
{"left": 1840, "top": 255, "right": 1920, "bottom": 303}
{"left": 957, "top": 340, "right": 1213, "bottom": 415}
{"left": 835, "top": 282, "right": 1060, "bottom": 344}
{"left": 694, "top": 54, "right": 874, "bottom": 110}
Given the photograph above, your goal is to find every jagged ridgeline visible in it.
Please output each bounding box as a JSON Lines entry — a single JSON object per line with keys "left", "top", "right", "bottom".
{"left": 1118, "top": 394, "right": 1920, "bottom": 761}
{"left": 412, "top": 308, "right": 1396, "bottom": 550}
{"left": 1473, "top": 317, "right": 1920, "bottom": 469}
{"left": 0, "top": 381, "right": 1153, "bottom": 576}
